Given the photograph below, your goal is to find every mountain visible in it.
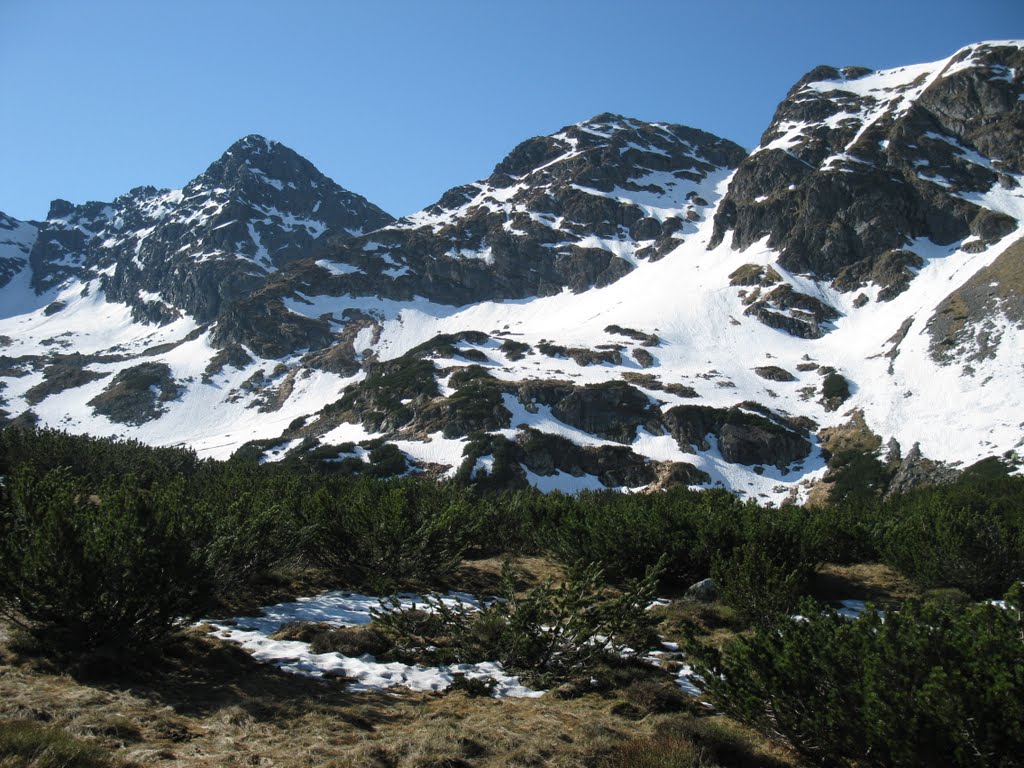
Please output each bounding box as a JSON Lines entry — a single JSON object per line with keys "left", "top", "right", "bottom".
{"left": 1, "top": 41, "right": 1021, "bottom": 503}
{"left": 209, "top": 115, "right": 746, "bottom": 357}
{"left": 22, "top": 135, "right": 393, "bottom": 324}
{"left": 0, "top": 212, "right": 38, "bottom": 307}
{"left": 711, "top": 40, "right": 1023, "bottom": 338}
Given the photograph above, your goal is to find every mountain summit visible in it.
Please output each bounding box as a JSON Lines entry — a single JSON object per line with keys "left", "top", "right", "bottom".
{"left": 16, "top": 136, "right": 393, "bottom": 324}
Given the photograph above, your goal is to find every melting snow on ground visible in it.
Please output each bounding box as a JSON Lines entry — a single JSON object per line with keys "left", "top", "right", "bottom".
{"left": 203, "top": 590, "right": 710, "bottom": 699}
{"left": 201, "top": 591, "right": 543, "bottom": 698}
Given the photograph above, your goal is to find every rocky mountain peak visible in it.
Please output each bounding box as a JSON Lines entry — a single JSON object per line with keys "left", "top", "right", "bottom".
{"left": 45, "top": 199, "right": 78, "bottom": 220}
{"left": 18, "top": 137, "right": 394, "bottom": 323}
{"left": 185, "top": 135, "right": 393, "bottom": 236}
{"left": 488, "top": 113, "right": 745, "bottom": 189}
{"left": 195, "top": 135, "right": 317, "bottom": 192}
{"left": 710, "top": 39, "right": 1023, "bottom": 315}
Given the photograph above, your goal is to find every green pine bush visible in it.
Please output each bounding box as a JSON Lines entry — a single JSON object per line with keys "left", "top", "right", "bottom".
{"left": 303, "top": 477, "right": 482, "bottom": 591}
{"left": 878, "top": 477, "right": 1024, "bottom": 598}
{"left": 0, "top": 468, "right": 211, "bottom": 653}
{"left": 692, "top": 586, "right": 1024, "bottom": 767}
{"left": 372, "top": 559, "right": 665, "bottom": 686}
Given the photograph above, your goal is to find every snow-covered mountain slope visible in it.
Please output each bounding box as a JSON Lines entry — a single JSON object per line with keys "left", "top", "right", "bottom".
{"left": 209, "top": 115, "right": 746, "bottom": 357}
{"left": 1, "top": 41, "right": 1021, "bottom": 503}
{"left": 712, "top": 40, "right": 1023, "bottom": 281}
{"left": 0, "top": 212, "right": 38, "bottom": 305}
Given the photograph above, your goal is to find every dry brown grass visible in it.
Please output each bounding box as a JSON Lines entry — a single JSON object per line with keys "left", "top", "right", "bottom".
{"left": 602, "top": 715, "right": 798, "bottom": 768}
{"left": 450, "top": 555, "right": 566, "bottom": 598}
{"left": 806, "top": 410, "right": 882, "bottom": 507}
{"left": 650, "top": 600, "right": 746, "bottom": 652}
{"left": 0, "top": 622, "right": 799, "bottom": 768}
{"left": 809, "top": 562, "right": 917, "bottom": 604}
{"left": 0, "top": 718, "right": 124, "bottom": 768}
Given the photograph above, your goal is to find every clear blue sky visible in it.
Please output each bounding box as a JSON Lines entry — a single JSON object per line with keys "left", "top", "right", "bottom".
{"left": 1, "top": 0, "right": 1020, "bottom": 222}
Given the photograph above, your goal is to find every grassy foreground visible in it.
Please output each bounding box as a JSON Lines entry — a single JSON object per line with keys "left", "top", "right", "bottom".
{"left": 0, "top": 556, "right": 798, "bottom": 768}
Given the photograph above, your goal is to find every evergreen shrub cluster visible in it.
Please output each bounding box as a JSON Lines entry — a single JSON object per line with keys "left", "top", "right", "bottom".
{"left": 1, "top": 426, "right": 1022, "bottom": 666}
{"left": 371, "top": 560, "right": 665, "bottom": 686}
{"left": 692, "top": 587, "right": 1024, "bottom": 767}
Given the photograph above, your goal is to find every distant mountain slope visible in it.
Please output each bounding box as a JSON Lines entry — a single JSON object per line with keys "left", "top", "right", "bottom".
{"left": 0, "top": 41, "right": 1021, "bottom": 502}
{"left": 0, "top": 211, "right": 38, "bottom": 299}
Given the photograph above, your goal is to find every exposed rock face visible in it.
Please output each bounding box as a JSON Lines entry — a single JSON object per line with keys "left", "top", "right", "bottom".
{"left": 24, "top": 363, "right": 110, "bottom": 405}
{"left": 743, "top": 284, "right": 841, "bottom": 338}
{"left": 885, "top": 442, "right": 960, "bottom": 497}
{"left": 754, "top": 365, "right": 796, "bottom": 382}
{"left": 712, "top": 41, "right": 1023, "bottom": 292}
{"left": 0, "top": 212, "right": 37, "bottom": 291}
{"left": 459, "top": 429, "right": 707, "bottom": 491}
{"left": 928, "top": 235, "right": 1024, "bottom": 366}
{"left": 210, "top": 295, "right": 334, "bottom": 359}
{"left": 517, "top": 429, "right": 661, "bottom": 488}
{"left": 411, "top": 374, "right": 513, "bottom": 439}
{"left": 664, "top": 404, "right": 812, "bottom": 468}
{"left": 550, "top": 381, "right": 660, "bottom": 443}
{"left": 27, "top": 136, "right": 393, "bottom": 322}
{"left": 87, "top": 362, "right": 181, "bottom": 425}
{"left": 834, "top": 249, "right": 925, "bottom": 301}
{"left": 729, "top": 263, "right": 781, "bottom": 287}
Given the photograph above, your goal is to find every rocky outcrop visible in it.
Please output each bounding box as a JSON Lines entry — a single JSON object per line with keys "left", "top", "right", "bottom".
{"left": 87, "top": 362, "right": 181, "bottom": 425}
{"left": 711, "top": 42, "right": 1024, "bottom": 293}
{"left": 684, "top": 578, "right": 720, "bottom": 602}
{"left": 550, "top": 381, "right": 661, "bottom": 443}
{"left": 23, "top": 363, "right": 110, "bottom": 405}
{"left": 753, "top": 365, "right": 796, "bottom": 382}
{"left": 885, "top": 442, "right": 960, "bottom": 497}
{"left": 459, "top": 428, "right": 708, "bottom": 491}
{"left": 518, "top": 429, "right": 660, "bottom": 487}
{"left": 743, "top": 284, "right": 841, "bottom": 338}
{"left": 729, "top": 263, "right": 781, "bottom": 287}
{"left": 210, "top": 295, "right": 335, "bottom": 360}
{"left": 927, "top": 235, "right": 1024, "bottom": 366}
{"left": 663, "top": 404, "right": 812, "bottom": 468}
{"left": 411, "top": 373, "right": 513, "bottom": 439}
{"left": 538, "top": 343, "right": 623, "bottom": 366}
{"left": 605, "top": 324, "right": 660, "bottom": 346}
{"left": 834, "top": 249, "right": 925, "bottom": 301}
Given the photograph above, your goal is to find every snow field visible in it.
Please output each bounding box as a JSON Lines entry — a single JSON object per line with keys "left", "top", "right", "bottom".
{"left": 202, "top": 591, "right": 543, "bottom": 698}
